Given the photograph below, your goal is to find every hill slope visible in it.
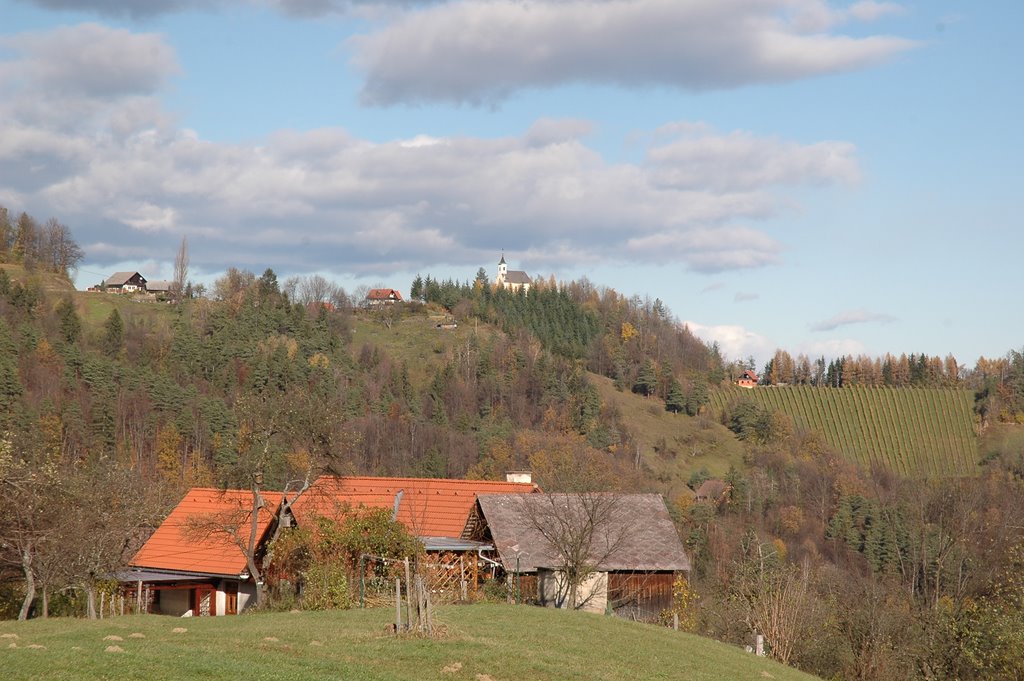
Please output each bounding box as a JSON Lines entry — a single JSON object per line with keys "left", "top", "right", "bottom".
{"left": 0, "top": 604, "right": 820, "bottom": 681}
{"left": 710, "top": 385, "right": 979, "bottom": 476}
{"left": 591, "top": 374, "right": 745, "bottom": 488}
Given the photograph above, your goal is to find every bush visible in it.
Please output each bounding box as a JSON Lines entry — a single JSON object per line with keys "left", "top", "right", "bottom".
{"left": 303, "top": 562, "right": 350, "bottom": 610}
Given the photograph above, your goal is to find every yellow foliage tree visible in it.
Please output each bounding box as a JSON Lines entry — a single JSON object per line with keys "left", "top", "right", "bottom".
{"left": 154, "top": 423, "right": 183, "bottom": 483}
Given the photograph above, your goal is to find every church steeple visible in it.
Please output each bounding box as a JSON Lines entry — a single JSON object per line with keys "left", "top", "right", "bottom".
{"left": 498, "top": 252, "right": 507, "bottom": 279}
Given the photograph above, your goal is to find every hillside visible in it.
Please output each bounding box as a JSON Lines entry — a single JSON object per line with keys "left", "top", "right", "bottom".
{"left": 0, "top": 263, "right": 75, "bottom": 295}
{"left": 709, "top": 385, "right": 979, "bottom": 476}
{"left": 0, "top": 604, "right": 820, "bottom": 681}
{"left": 590, "top": 374, "right": 744, "bottom": 489}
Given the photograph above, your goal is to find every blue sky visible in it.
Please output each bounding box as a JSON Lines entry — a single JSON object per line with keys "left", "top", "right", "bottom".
{"left": 0, "top": 0, "right": 1020, "bottom": 370}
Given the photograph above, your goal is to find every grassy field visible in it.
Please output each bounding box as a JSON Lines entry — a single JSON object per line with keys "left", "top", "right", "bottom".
{"left": 709, "top": 385, "right": 979, "bottom": 476}
{"left": 0, "top": 603, "right": 819, "bottom": 681}
{"left": 351, "top": 309, "right": 503, "bottom": 389}
{"left": 591, "top": 374, "right": 745, "bottom": 492}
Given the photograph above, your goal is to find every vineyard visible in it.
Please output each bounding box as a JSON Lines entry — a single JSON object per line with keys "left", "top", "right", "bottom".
{"left": 709, "top": 386, "right": 980, "bottom": 476}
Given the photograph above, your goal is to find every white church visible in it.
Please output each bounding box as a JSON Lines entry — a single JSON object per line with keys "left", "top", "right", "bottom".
{"left": 494, "top": 254, "right": 532, "bottom": 293}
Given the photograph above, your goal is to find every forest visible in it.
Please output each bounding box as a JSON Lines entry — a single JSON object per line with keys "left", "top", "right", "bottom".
{"left": 4, "top": 207, "right": 1024, "bottom": 680}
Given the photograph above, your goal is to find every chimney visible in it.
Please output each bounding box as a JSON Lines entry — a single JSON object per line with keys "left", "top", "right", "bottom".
{"left": 505, "top": 471, "right": 532, "bottom": 484}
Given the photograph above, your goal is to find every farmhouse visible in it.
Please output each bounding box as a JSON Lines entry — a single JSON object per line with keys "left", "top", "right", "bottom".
{"left": 364, "top": 288, "right": 404, "bottom": 305}
{"left": 146, "top": 280, "right": 173, "bottom": 296}
{"left": 471, "top": 493, "right": 690, "bottom": 620}
{"left": 103, "top": 271, "right": 147, "bottom": 293}
{"left": 736, "top": 369, "right": 759, "bottom": 388}
{"left": 122, "top": 488, "right": 283, "bottom": 616}
{"left": 494, "top": 255, "right": 532, "bottom": 293}
{"left": 287, "top": 474, "right": 541, "bottom": 599}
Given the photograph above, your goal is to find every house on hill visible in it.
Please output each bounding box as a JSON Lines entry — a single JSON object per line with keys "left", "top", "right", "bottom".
{"left": 364, "top": 288, "right": 403, "bottom": 305}
{"left": 121, "top": 488, "right": 283, "bottom": 616}
{"left": 494, "top": 255, "right": 532, "bottom": 293}
{"left": 470, "top": 493, "right": 690, "bottom": 619}
{"left": 146, "top": 280, "right": 173, "bottom": 297}
{"left": 736, "top": 369, "right": 759, "bottom": 388}
{"left": 103, "top": 271, "right": 147, "bottom": 293}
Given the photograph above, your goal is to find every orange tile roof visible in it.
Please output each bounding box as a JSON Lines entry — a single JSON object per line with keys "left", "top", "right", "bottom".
{"left": 131, "top": 488, "right": 283, "bottom": 577}
{"left": 291, "top": 476, "right": 538, "bottom": 538}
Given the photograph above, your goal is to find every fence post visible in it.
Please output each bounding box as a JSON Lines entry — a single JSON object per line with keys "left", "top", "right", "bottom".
{"left": 394, "top": 577, "right": 403, "bottom": 633}
{"left": 136, "top": 581, "right": 142, "bottom": 614}
{"left": 359, "top": 555, "right": 365, "bottom": 609}
{"left": 404, "top": 558, "right": 413, "bottom": 630}
{"left": 100, "top": 592, "right": 105, "bottom": 619}
{"left": 460, "top": 556, "right": 467, "bottom": 601}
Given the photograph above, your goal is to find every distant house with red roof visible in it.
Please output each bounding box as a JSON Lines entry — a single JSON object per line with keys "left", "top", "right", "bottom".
{"left": 364, "top": 288, "right": 404, "bottom": 305}
{"left": 121, "top": 488, "right": 283, "bottom": 616}
{"left": 736, "top": 369, "right": 759, "bottom": 388}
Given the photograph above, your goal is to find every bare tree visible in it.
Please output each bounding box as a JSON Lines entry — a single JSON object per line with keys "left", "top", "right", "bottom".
{"left": 172, "top": 236, "right": 189, "bottom": 302}
{"left": 732, "top": 535, "right": 815, "bottom": 665}
{"left": 527, "top": 493, "right": 627, "bottom": 610}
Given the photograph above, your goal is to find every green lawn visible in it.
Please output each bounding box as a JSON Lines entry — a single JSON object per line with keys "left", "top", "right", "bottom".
{"left": 0, "top": 604, "right": 819, "bottom": 681}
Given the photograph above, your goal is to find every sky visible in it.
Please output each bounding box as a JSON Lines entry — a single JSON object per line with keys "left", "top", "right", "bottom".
{"left": 0, "top": 0, "right": 1020, "bottom": 370}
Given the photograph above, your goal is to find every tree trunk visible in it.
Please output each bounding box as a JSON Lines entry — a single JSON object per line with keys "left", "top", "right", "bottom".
{"left": 86, "top": 584, "right": 97, "bottom": 619}
{"left": 18, "top": 546, "right": 35, "bottom": 621}
{"left": 247, "top": 481, "right": 265, "bottom": 608}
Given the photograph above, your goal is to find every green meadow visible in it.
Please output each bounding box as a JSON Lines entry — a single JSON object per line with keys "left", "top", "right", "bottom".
{"left": 1, "top": 603, "right": 819, "bottom": 681}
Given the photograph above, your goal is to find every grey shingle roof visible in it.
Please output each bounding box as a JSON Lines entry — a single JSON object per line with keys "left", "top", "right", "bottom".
{"left": 104, "top": 271, "right": 144, "bottom": 286}
{"left": 476, "top": 493, "right": 690, "bottom": 573}
{"left": 503, "top": 270, "right": 532, "bottom": 285}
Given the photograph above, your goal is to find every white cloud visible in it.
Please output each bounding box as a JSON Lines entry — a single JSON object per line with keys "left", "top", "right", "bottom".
{"left": 810, "top": 308, "right": 897, "bottom": 332}
{"left": 647, "top": 130, "right": 860, "bottom": 191}
{"left": 734, "top": 292, "right": 759, "bottom": 302}
{"left": 797, "top": 338, "right": 868, "bottom": 359}
{"left": 0, "top": 24, "right": 862, "bottom": 279}
{"left": 684, "top": 321, "right": 775, "bottom": 366}
{"left": 350, "top": 0, "right": 918, "bottom": 106}
{"left": 0, "top": 23, "right": 179, "bottom": 98}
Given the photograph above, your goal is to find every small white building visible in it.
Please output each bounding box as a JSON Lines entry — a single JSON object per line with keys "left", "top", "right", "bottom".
{"left": 494, "top": 255, "right": 532, "bottom": 293}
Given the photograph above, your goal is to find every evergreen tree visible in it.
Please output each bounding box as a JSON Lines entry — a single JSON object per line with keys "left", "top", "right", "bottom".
{"left": 102, "top": 308, "right": 124, "bottom": 356}
{"left": 633, "top": 360, "right": 658, "bottom": 397}
{"left": 56, "top": 297, "right": 81, "bottom": 345}
{"left": 685, "top": 378, "right": 709, "bottom": 416}
{"left": 665, "top": 379, "right": 686, "bottom": 413}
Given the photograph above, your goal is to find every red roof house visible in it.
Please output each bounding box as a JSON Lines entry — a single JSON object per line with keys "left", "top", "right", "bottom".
{"left": 123, "top": 488, "right": 283, "bottom": 616}
{"left": 364, "top": 288, "right": 404, "bottom": 305}
{"left": 737, "top": 369, "right": 759, "bottom": 388}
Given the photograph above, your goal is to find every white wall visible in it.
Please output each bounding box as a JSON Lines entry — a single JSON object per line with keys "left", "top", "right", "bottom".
{"left": 538, "top": 569, "right": 608, "bottom": 613}
{"left": 238, "top": 581, "right": 257, "bottom": 613}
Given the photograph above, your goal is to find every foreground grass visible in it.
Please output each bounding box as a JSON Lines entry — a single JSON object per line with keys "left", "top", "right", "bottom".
{"left": 1, "top": 603, "right": 819, "bottom": 681}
